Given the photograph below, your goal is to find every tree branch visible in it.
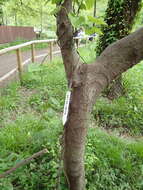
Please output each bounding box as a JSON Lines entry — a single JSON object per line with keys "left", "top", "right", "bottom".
{"left": 0, "top": 149, "right": 48, "bottom": 178}
{"left": 56, "top": 0, "right": 83, "bottom": 86}
{"left": 79, "top": 27, "right": 143, "bottom": 115}
{"left": 89, "top": 27, "right": 143, "bottom": 86}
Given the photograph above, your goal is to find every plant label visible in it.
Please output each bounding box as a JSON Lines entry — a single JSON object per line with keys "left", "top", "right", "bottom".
{"left": 62, "top": 91, "right": 71, "bottom": 125}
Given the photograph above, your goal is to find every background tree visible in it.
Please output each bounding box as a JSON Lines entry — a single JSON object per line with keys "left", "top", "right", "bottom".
{"left": 0, "top": 5, "right": 4, "bottom": 25}
{"left": 96, "top": 0, "right": 142, "bottom": 99}
{"left": 93, "top": 0, "right": 96, "bottom": 18}
{"left": 0, "top": 0, "right": 8, "bottom": 25}
{"left": 1, "top": 0, "right": 56, "bottom": 37}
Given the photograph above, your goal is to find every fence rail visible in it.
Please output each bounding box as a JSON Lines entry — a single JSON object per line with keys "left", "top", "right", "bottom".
{"left": 0, "top": 35, "right": 91, "bottom": 85}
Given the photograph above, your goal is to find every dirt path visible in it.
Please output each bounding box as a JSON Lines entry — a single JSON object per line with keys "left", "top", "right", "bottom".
{"left": 0, "top": 47, "right": 60, "bottom": 78}
{"left": 0, "top": 42, "right": 86, "bottom": 87}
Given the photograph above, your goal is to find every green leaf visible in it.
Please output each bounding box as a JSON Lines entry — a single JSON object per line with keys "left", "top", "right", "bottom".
{"left": 51, "top": 0, "right": 63, "bottom": 4}
{"left": 85, "top": 27, "right": 103, "bottom": 35}
{"left": 28, "top": 64, "right": 43, "bottom": 72}
{"left": 69, "top": 13, "right": 86, "bottom": 27}
{"left": 85, "top": 0, "right": 95, "bottom": 9}
{"left": 87, "top": 16, "right": 107, "bottom": 26}
{"left": 80, "top": 2, "right": 86, "bottom": 10}
{"left": 50, "top": 6, "right": 61, "bottom": 15}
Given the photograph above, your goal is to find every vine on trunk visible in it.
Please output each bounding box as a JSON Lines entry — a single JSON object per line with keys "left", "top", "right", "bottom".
{"left": 96, "top": 0, "right": 142, "bottom": 56}
{"left": 96, "top": 0, "right": 142, "bottom": 99}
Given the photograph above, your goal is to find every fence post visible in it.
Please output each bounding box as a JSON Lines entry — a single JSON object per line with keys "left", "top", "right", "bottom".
{"left": 16, "top": 48, "right": 23, "bottom": 84}
{"left": 49, "top": 42, "right": 53, "bottom": 62}
{"left": 31, "top": 43, "right": 35, "bottom": 63}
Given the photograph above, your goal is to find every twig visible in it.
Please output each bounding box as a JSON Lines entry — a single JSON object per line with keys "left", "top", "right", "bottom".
{"left": 40, "top": 54, "right": 49, "bottom": 64}
{"left": 0, "top": 149, "right": 48, "bottom": 179}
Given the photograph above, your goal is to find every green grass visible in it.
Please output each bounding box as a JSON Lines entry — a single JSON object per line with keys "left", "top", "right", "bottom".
{"left": 0, "top": 45, "right": 143, "bottom": 189}
{"left": 78, "top": 41, "right": 97, "bottom": 63}
{"left": 93, "top": 62, "right": 143, "bottom": 135}
{"left": 0, "top": 58, "right": 67, "bottom": 190}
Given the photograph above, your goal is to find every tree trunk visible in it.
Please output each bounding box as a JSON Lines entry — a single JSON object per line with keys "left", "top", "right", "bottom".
{"left": 40, "top": 4, "right": 43, "bottom": 37}
{"left": 15, "top": 13, "right": 18, "bottom": 26}
{"left": 56, "top": 1, "right": 143, "bottom": 189}
{"left": 93, "top": 0, "right": 96, "bottom": 18}
{"left": 93, "top": 0, "right": 96, "bottom": 27}
{"left": 0, "top": 5, "right": 4, "bottom": 25}
{"left": 96, "top": 0, "right": 142, "bottom": 99}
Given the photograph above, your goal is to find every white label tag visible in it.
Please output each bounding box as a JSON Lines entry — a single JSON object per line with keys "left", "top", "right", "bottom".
{"left": 62, "top": 91, "right": 71, "bottom": 125}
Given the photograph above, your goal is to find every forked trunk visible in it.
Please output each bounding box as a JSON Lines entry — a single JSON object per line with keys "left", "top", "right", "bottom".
{"left": 56, "top": 0, "right": 143, "bottom": 189}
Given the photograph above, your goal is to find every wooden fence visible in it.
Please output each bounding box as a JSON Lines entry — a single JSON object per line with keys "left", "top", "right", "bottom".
{"left": 0, "top": 26, "right": 36, "bottom": 44}
{"left": 0, "top": 36, "right": 90, "bottom": 85}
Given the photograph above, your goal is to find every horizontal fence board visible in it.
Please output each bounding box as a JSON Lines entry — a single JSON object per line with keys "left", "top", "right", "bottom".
{"left": 0, "top": 35, "right": 96, "bottom": 86}
{"left": 0, "top": 39, "right": 58, "bottom": 55}
{"left": 0, "top": 36, "right": 91, "bottom": 55}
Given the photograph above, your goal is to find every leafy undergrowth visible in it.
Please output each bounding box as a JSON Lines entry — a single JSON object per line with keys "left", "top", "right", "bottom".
{"left": 86, "top": 128, "right": 143, "bottom": 190}
{"left": 0, "top": 50, "right": 143, "bottom": 189}
{"left": 0, "top": 59, "right": 67, "bottom": 190}
{"left": 93, "top": 62, "right": 143, "bottom": 135}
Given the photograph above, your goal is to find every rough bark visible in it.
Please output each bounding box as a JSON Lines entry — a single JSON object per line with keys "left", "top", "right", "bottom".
{"left": 96, "top": 0, "right": 142, "bottom": 99}
{"left": 56, "top": 0, "right": 82, "bottom": 86}
{"left": 56, "top": 1, "right": 86, "bottom": 188}
{"left": 56, "top": 1, "right": 143, "bottom": 189}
